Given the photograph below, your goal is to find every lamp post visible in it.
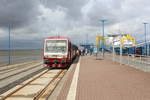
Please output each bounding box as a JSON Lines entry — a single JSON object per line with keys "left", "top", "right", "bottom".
{"left": 143, "top": 23, "right": 148, "bottom": 56}
{"left": 107, "top": 34, "right": 118, "bottom": 61}
{"left": 119, "top": 33, "right": 122, "bottom": 65}
{"left": 100, "top": 19, "right": 107, "bottom": 58}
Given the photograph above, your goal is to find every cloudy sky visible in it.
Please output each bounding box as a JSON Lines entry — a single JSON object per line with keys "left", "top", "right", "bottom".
{"left": 0, "top": 0, "right": 150, "bottom": 49}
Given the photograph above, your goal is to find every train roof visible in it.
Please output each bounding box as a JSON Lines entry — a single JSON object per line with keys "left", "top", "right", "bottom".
{"left": 45, "top": 36, "right": 70, "bottom": 40}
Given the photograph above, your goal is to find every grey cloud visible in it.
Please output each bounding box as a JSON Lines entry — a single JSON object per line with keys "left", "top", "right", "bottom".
{"left": 1, "top": 0, "right": 150, "bottom": 50}
{"left": 85, "top": 0, "right": 124, "bottom": 26}
{"left": 0, "top": 0, "right": 40, "bottom": 28}
{"left": 41, "top": 0, "right": 88, "bottom": 20}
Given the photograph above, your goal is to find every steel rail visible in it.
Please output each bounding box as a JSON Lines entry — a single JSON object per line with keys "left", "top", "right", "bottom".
{"left": 0, "top": 60, "right": 40, "bottom": 72}
{"left": 0, "top": 63, "right": 42, "bottom": 81}
{"left": 1, "top": 69, "right": 49, "bottom": 100}
{"left": 0, "top": 62, "right": 41, "bottom": 75}
{"left": 33, "top": 69, "right": 66, "bottom": 100}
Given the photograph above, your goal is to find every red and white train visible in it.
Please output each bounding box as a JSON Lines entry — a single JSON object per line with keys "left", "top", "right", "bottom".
{"left": 43, "top": 36, "right": 78, "bottom": 68}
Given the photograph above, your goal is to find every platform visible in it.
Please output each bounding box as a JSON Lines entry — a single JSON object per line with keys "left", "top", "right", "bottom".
{"left": 50, "top": 56, "right": 150, "bottom": 100}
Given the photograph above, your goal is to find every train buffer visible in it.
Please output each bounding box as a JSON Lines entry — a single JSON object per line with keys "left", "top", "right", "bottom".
{"left": 49, "top": 56, "right": 150, "bottom": 100}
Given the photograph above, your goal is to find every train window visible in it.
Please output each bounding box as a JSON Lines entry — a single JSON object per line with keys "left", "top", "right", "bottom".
{"left": 45, "top": 40, "right": 67, "bottom": 53}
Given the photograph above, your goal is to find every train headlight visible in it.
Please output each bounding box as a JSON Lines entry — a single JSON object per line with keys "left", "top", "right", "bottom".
{"left": 54, "top": 59, "right": 58, "bottom": 64}
{"left": 61, "top": 59, "right": 65, "bottom": 64}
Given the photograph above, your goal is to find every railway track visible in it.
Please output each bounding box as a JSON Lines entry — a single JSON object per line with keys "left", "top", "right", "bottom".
{"left": 34, "top": 70, "right": 66, "bottom": 100}
{"left": 0, "top": 69, "right": 67, "bottom": 100}
{"left": 0, "top": 62, "right": 42, "bottom": 75}
{"left": 0, "top": 62, "right": 45, "bottom": 95}
{"left": 0, "top": 63, "right": 42, "bottom": 81}
{"left": 0, "top": 60, "right": 41, "bottom": 72}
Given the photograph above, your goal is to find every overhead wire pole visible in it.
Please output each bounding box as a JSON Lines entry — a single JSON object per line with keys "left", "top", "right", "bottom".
{"left": 143, "top": 23, "right": 148, "bottom": 56}
{"left": 112, "top": 35, "right": 116, "bottom": 62}
{"left": 8, "top": 24, "right": 11, "bottom": 65}
{"left": 86, "top": 33, "right": 88, "bottom": 45}
{"left": 100, "top": 19, "right": 107, "bottom": 58}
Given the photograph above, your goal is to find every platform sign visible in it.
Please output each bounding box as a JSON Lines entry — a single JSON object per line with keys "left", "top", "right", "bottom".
{"left": 121, "top": 34, "right": 136, "bottom": 47}
{"left": 96, "top": 35, "right": 103, "bottom": 48}
{"left": 96, "top": 35, "right": 103, "bottom": 40}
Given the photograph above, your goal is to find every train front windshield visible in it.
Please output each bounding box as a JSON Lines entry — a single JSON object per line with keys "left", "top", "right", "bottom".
{"left": 45, "top": 40, "right": 67, "bottom": 53}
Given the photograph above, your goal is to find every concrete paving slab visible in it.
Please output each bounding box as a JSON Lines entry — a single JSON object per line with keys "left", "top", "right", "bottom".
{"left": 56, "top": 56, "right": 150, "bottom": 100}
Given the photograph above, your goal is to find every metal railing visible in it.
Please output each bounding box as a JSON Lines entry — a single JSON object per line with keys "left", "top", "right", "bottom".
{"left": 105, "top": 52, "right": 150, "bottom": 72}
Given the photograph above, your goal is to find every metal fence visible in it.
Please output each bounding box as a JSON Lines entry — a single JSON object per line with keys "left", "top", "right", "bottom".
{"left": 105, "top": 53, "right": 150, "bottom": 72}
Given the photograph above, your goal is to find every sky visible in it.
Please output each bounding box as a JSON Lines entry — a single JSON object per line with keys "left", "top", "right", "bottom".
{"left": 0, "top": 0, "right": 150, "bottom": 49}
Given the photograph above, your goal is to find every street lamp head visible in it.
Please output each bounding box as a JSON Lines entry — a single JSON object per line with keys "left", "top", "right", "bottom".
{"left": 143, "top": 22, "right": 148, "bottom": 25}
{"left": 100, "top": 19, "right": 107, "bottom": 22}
